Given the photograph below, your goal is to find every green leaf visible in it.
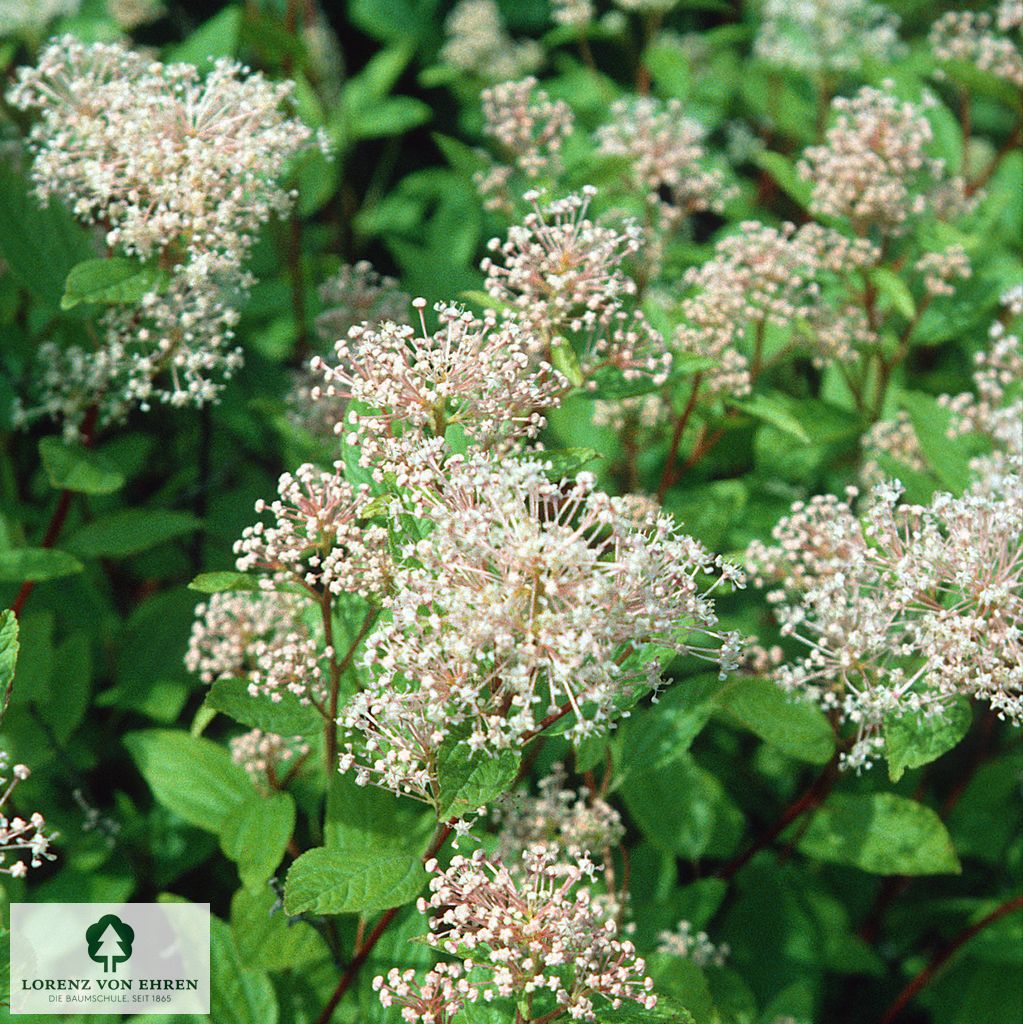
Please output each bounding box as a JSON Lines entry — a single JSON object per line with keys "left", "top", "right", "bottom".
{"left": 871, "top": 267, "right": 916, "bottom": 320}
{"left": 220, "top": 792, "right": 295, "bottom": 889}
{"left": 595, "top": 994, "right": 696, "bottom": 1023}
{"left": 38, "top": 437, "right": 124, "bottom": 495}
{"left": 884, "top": 701, "right": 972, "bottom": 782}
{"left": 0, "top": 164, "right": 95, "bottom": 308}
{"left": 168, "top": 6, "right": 243, "bottom": 64}
{"left": 60, "top": 257, "right": 166, "bottom": 311}
{"left": 0, "top": 548, "right": 83, "bottom": 582}
{"left": 729, "top": 393, "right": 811, "bottom": 443}
{"left": 551, "top": 339, "right": 585, "bottom": 387}
{"left": 124, "top": 730, "right": 251, "bottom": 833}
{"left": 715, "top": 678, "right": 835, "bottom": 765}
{"left": 459, "top": 289, "right": 514, "bottom": 313}
{"left": 436, "top": 730, "right": 520, "bottom": 818}
{"left": 621, "top": 753, "right": 744, "bottom": 860}
{"left": 210, "top": 915, "right": 279, "bottom": 1024}
{"left": 188, "top": 571, "right": 261, "bottom": 594}
{"left": 752, "top": 151, "right": 813, "bottom": 208}
{"left": 900, "top": 391, "right": 977, "bottom": 493}
{"left": 0, "top": 611, "right": 19, "bottom": 720}
{"left": 796, "top": 793, "right": 961, "bottom": 875}
{"left": 283, "top": 845, "right": 425, "bottom": 916}
{"left": 67, "top": 509, "right": 200, "bottom": 558}
{"left": 352, "top": 96, "right": 431, "bottom": 139}
{"left": 205, "top": 677, "right": 321, "bottom": 736}
{"left": 230, "top": 887, "right": 327, "bottom": 972}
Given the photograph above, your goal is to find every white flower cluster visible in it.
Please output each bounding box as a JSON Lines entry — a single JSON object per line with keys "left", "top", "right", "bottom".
{"left": 930, "top": 9, "right": 1023, "bottom": 88}
{"left": 859, "top": 411, "right": 928, "bottom": 488}
{"left": 0, "top": 755, "right": 56, "bottom": 879}
{"left": 230, "top": 728, "right": 309, "bottom": 791}
{"left": 9, "top": 36, "right": 319, "bottom": 432}
{"left": 310, "top": 300, "right": 567, "bottom": 463}
{"left": 747, "top": 480, "right": 1023, "bottom": 770}
{"left": 492, "top": 763, "right": 625, "bottom": 863}
{"left": 476, "top": 76, "right": 574, "bottom": 212}
{"left": 482, "top": 188, "right": 642, "bottom": 340}
{"left": 755, "top": 0, "right": 903, "bottom": 74}
{"left": 185, "top": 591, "right": 328, "bottom": 707}
{"left": 107, "top": 0, "right": 164, "bottom": 30}
{"left": 289, "top": 261, "right": 411, "bottom": 439}
{"left": 596, "top": 97, "right": 732, "bottom": 229}
{"left": 657, "top": 919, "right": 730, "bottom": 967}
{"left": 0, "top": 0, "right": 78, "bottom": 34}
{"left": 339, "top": 455, "right": 743, "bottom": 800}
{"left": 233, "top": 463, "right": 392, "bottom": 600}
{"left": 374, "top": 846, "right": 657, "bottom": 1022}
{"left": 441, "top": 0, "right": 542, "bottom": 81}
{"left": 798, "top": 85, "right": 959, "bottom": 235}
{"left": 552, "top": 0, "right": 594, "bottom": 27}
{"left": 675, "top": 221, "right": 879, "bottom": 395}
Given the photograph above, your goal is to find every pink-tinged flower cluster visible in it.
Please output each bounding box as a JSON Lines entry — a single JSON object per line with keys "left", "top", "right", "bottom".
{"left": 657, "top": 919, "right": 730, "bottom": 967}
{"left": 233, "top": 463, "right": 391, "bottom": 599}
{"left": 859, "top": 411, "right": 928, "bottom": 488}
{"left": 915, "top": 245, "right": 972, "bottom": 297}
{"left": 754, "top": 0, "right": 903, "bottom": 74}
{"left": 441, "top": 0, "right": 542, "bottom": 81}
{"left": 747, "top": 480, "right": 1023, "bottom": 769}
{"left": 230, "top": 728, "right": 310, "bottom": 791}
{"left": 8, "top": 36, "right": 320, "bottom": 431}
{"left": 596, "top": 97, "right": 732, "bottom": 229}
{"left": 478, "top": 77, "right": 573, "bottom": 203}
{"left": 0, "top": 755, "right": 56, "bottom": 879}
{"left": 339, "top": 456, "right": 743, "bottom": 800}
{"left": 798, "top": 85, "right": 959, "bottom": 235}
{"left": 482, "top": 188, "right": 643, "bottom": 343}
{"left": 930, "top": 9, "right": 1023, "bottom": 88}
{"left": 492, "top": 763, "right": 625, "bottom": 864}
{"left": 675, "top": 221, "right": 878, "bottom": 395}
{"left": 374, "top": 847, "right": 656, "bottom": 1022}
{"left": 289, "top": 261, "right": 411, "bottom": 439}
{"left": 310, "top": 300, "right": 567, "bottom": 461}
{"left": 185, "top": 591, "right": 328, "bottom": 707}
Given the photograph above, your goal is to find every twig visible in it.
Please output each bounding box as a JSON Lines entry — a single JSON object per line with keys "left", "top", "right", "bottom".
{"left": 879, "top": 895, "right": 1023, "bottom": 1024}
{"left": 656, "top": 374, "right": 702, "bottom": 501}
{"left": 714, "top": 757, "right": 838, "bottom": 881}
{"left": 313, "top": 821, "right": 455, "bottom": 1024}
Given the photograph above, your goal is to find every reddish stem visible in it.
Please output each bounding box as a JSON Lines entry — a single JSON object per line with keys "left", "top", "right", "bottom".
{"left": 313, "top": 822, "right": 455, "bottom": 1024}
{"left": 656, "top": 374, "right": 702, "bottom": 501}
{"left": 879, "top": 895, "right": 1023, "bottom": 1024}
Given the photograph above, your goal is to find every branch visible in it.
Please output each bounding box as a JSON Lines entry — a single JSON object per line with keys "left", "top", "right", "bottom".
{"left": 879, "top": 895, "right": 1023, "bottom": 1024}
{"left": 656, "top": 374, "right": 702, "bottom": 501}
{"left": 714, "top": 757, "right": 838, "bottom": 881}
{"left": 313, "top": 821, "right": 455, "bottom": 1024}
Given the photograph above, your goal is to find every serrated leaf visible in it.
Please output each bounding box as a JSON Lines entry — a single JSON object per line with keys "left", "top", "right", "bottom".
{"left": 60, "top": 256, "right": 166, "bottom": 311}
{"left": 715, "top": 678, "right": 835, "bottom": 765}
{"left": 435, "top": 736, "right": 520, "bottom": 819}
{"left": 38, "top": 437, "right": 125, "bottom": 495}
{"left": 188, "top": 571, "right": 261, "bottom": 594}
{"left": 884, "top": 701, "right": 972, "bottom": 782}
{"left": 796, "top": 793, "right": 961, "bottom": 875}
{"left": 205, "top": 677, "right": 322, "bottom": 736}
{"left": 220, "top": 792, "right": 295, "bottom": 889}
{"left": 124, "top": 730, "right": 251, "bottom": 833}
{"left": 0, "top": 548, "right": 83, "bottom": 582}
{"left": 900, "top": 392, "right": 974, "bottom": 493}
{"left": 283, "top": 845, "right": 425, "bottom": 916}
{"left": 67, "top": 509, "right": 200, "bottom": 558}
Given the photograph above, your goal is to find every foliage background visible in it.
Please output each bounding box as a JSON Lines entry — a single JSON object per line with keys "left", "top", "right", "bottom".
{"left": 0, "top": 2, "right": 1020, "bottom": 1024}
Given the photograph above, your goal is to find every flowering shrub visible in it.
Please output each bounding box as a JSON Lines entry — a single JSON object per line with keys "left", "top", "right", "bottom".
{"left": 0, "top": 3, "right": 1021, "bottom": 1024}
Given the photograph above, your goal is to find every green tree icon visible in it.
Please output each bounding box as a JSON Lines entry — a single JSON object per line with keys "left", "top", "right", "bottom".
{"left": 85, "top": 914, "right": 134, "bottom": 973}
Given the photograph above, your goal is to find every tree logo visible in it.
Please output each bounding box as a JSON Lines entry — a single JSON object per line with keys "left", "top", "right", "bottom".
{"left": 85, "top": 914, "right": 135, "bottom": 973}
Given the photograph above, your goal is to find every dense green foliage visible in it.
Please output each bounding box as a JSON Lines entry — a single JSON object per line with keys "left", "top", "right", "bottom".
{"left": 0, "top": 2, "right": 1021, "bottom": 1024}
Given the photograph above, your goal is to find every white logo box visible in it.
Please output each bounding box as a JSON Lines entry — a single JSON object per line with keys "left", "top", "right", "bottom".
{"left": 10, "top": 902, "right": 210, "bottom": 1015}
